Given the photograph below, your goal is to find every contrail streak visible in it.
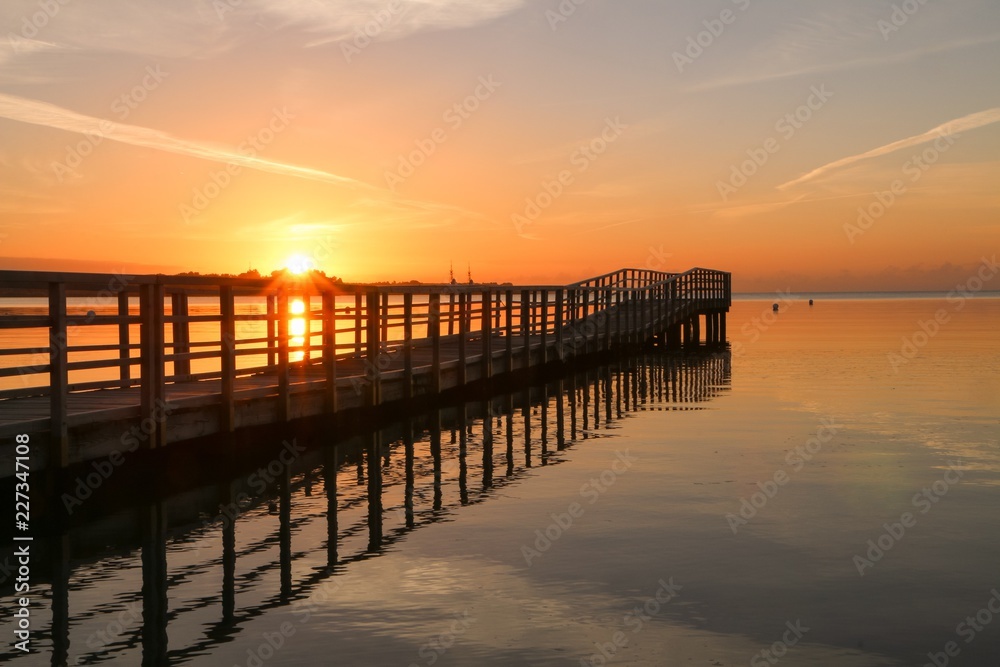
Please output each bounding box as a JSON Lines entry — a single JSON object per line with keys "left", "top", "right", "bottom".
{"left": 0, "top": 92, "right": 368, "bottom": 189}
{"left": 778, "top": 107, "right": 1000, "bottom": 190}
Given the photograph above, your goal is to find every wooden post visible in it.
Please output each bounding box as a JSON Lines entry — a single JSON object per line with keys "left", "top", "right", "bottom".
{"left": 354, "top": 292, "right": 363, "bottom": 356}
{"left": 458, "top": 291, "right": 468, "bottom": 386}
{"left": 117, "top": 291, "right": 131, "bottom": 388}
{"left": 505, "top": 290, "right": 514, "bottom": 374}
{"left": 279, "top": 465, "right": 292, "bottom": 601}
{"left": 634, "top": 288, "right": 642, "bottom": 347}
{"left": 447, "top": 293, "right": 455, "bottom": 336}
{"left": 656, "top": 283, "right": 663, "bottom": 336}
{"left": 566, "top": 288, "right": 576, "bottom": 358}
{"left": 324, "top": 444, "right": 339, "bottom": 565}
{"left": 48, "top": 282, "right": 69, "bottom": 467}
{"left": 615, "top": 288, "right": 623, "bottom": 350}
{"left": 277, "top": 289, "right": 290, "bottom": 421}
{"left": 323, "top": 290, "right": 337, "bottom": 413}
{"left": 603, "top": 287, "right": 612, "bottom": 351}
{"left": 220, "top": 285, "right": 236, "bottom": 432}
{"left": 403, "top": 293, "right": 413, "bottom": 400}
{"left": 521, "top": 290, "right": 530, "bottom": 371}
{"left": 139, "top": 283, "right": 166, "bottom": 449}
{"left": 170, "top": 292, "right": 191, "bottom": 381}
{"left": 430, "top": 293, "right": 441, "bottom": 393}
{"left": 481, "top": 290, "right": 492, "bottom": 382}
{"left": 366, "top": 289, "right": 381, "bottom": 406}
{"left": 628, "top": 287, "right": 636, "bottom": 348}
{"left": 266, "top": 294, "right": 276, "bottom": 367}
{"left": 381, "top": 292, "right": 389, "bottom": 345}
{"left": 554, "top": 288, "right": 564, "bottom": 362}
{"left": 302, "top": 295, "right": 311, "bottom": 362}
{"left": 540, "top": 289, "right": 548, "bottom": 364}
{"left": 366, "top": 432, "right": 383, "bottom": 551}
{"left": 221, "top": 482, "right": 237, "bottom": 621}
{"left": 140, "top": 502, "right": 168, "bottom": 665}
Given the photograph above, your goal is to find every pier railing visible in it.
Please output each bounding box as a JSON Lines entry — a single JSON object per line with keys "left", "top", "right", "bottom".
{"left": 0, "top": 267, "right": 730, "bottom": 466}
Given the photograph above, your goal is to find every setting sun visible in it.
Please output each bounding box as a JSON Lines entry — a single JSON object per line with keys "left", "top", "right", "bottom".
{"left": 286, "top": 255, "right": 314, "bottom": 275}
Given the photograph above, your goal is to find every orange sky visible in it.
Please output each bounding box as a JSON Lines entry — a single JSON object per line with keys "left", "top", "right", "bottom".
{"left": 1, "top": 0, "right": 998, "bottom": 291}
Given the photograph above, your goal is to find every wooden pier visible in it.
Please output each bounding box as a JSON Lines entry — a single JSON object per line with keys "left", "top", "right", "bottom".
{"left": 0, "top": 267, "right": 730, "bottom": 472}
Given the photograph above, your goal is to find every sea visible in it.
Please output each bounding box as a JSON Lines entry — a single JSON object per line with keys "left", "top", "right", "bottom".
{"left": 0, "top": 294, "right": 998, "bottom": 666}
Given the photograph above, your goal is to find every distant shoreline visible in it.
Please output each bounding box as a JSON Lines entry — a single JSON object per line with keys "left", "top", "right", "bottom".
{"left": 733, "top": 291, "right": 1000, "bottom": 301}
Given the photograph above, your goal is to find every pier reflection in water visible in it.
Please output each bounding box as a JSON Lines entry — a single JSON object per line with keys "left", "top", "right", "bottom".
{"left": 1, "top": 351, "right": 729, "bottom": 666}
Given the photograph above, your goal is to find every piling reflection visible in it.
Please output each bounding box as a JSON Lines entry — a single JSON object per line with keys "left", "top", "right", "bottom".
{"left": 1, "top": 351, "right": 729, "bottom": 666}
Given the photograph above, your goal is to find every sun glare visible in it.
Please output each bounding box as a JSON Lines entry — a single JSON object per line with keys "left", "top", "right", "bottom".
{"left": 290, "top": 299, "right": 306, "bottom": 316}
{"left": 286, "top": 254, "right": 313, "bottom": 275}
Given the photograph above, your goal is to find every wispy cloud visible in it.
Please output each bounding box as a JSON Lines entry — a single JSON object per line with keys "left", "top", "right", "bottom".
{"left": 0, "top": 92, "right": 497, "bottom": 227}
{"left": 689, "top": 32, "right": 1000, "bottom": 93}
{"left": 0, "top": 92, "right": 368, "bottom": 188}
{"left": 251, "top": 0, "right": 526, "bottom": 47}
{"left": 690, "top": 192, "right": 868, "bottom": 220}
{"left": 778, "top": 107, "right": 1000, "bottom": 190}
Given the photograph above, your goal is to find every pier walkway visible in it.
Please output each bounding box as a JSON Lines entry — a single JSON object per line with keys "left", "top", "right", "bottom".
{"left": 0, "top": 267, "right": 730, "bottom": 470}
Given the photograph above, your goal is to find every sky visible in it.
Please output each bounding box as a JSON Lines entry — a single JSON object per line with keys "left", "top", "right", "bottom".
{"left": 0, "top": 0, "right": 998, "bottom": 291}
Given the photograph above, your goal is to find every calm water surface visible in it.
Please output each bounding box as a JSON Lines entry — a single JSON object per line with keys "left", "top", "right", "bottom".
{"left": 1, "top": 297, "right": 998, "bottom": 666}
